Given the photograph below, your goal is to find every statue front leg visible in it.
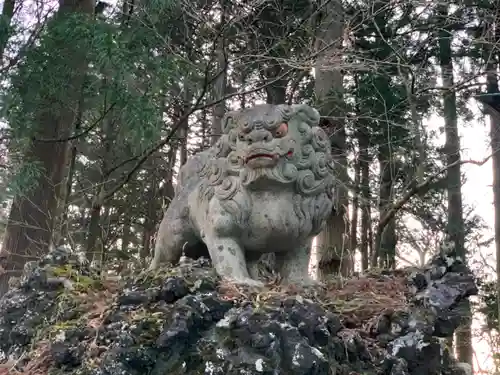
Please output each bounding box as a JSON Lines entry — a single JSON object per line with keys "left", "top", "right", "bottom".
{"left": 275, "top": 241, "right": 316, "bottom": 286}
{"left": 205, "top": 234, "right": 264, "bottom": 287}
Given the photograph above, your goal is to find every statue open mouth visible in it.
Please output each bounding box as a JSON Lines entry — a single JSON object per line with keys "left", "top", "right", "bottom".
{"left": 244, "top": 150, "right": 293, "bottom": 164}
{"left": 245, "top": 153, "right": 276, "bottom": 163}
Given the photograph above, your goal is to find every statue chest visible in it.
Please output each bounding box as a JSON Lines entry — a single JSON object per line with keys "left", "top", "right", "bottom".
{"left": 240, "top": 192, "right": 303, "bottom": 252}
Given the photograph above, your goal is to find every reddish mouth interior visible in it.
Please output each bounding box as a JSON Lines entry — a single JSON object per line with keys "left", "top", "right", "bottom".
{"left": 245, "top": 151, "right": 294, "bottom": 163}
{"left": 246, "top": 153, "right": 274, "bottom": 162}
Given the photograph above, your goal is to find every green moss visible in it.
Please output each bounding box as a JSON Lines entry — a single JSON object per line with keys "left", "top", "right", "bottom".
{"left": 129, "top": 311, "right": 166, "bottom": 344}
{"left": 73, "top": 275, "right": 102, "bottom": 291}
{"left": 50, "top": 264, "right": 102, "bottom": 291}
{"left": 51, "top": 264, "right": 75, "bottom": 278}
{"left": 47, "top": 319, "right": 80, "bottom": 333}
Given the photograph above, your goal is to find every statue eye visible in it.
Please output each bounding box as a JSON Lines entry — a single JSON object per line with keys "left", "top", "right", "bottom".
{"left": 275, "top": 122, "right": 288, "bottom": 138}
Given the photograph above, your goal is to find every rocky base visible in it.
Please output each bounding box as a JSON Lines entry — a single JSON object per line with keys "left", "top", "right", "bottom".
{"left": 0, "top": 247, "right": 477, "bottom": 375}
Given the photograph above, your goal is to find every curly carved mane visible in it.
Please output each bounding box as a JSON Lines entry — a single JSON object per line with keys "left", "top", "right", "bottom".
{"left": 196, "top": 104, "right": 335, "bottom": 236}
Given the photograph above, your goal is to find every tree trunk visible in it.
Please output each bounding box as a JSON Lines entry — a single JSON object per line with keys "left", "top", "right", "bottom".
{"left": 483, "top": 79, "right": 500, "bottom": 366}
{"left": 177, "top": 87, "right": 192, "bottom": 166}
{"left": 85, "top": 93, "right": 114, "bottom": 263}
{"left": 121, "top": 215, "right": 132, "bottom": 254}
{"left": 86, "top": 188, "right": 104, "bottom": 265}
{"left": 53, "top": 87, "right": 84, "bottom": 246}
{"left": 403, "top": 71, "right": 426, "bottom": 184}
{"left": 140, "top": 156, "right": 160, "bottom": 260}
{"left": 0, "top": 0, "right": 95, "bottom": 297}
{"left": 350, "top": 155, "right": 361, "bottom": 260}
{"left": 265, "top": 68, "right": 287, "bottom": 104}
{"left": 358, "top": 130, "right": 371, "bottom": 271}
{"left": 314, "top": 0, "right": 351, "bottom": 278}
{"left": 199, "top": 108, "right": 209, "bottom": 150}
{"left": 141, "top": 147, "right": 176, "bottom": 260}
{"left": 211, "top": 0, "right": 227, "bottom": 145}
{"left": 486, "top": 23, "right": 500, "bottom": 358}
{"left": 239, "top": 71, "right": 248, "bottom": 109}
{"left": 437, "top": 3, "right": 470, "bottom": 365}
{"left": 0, "top": 0, "right": 15, "bottom": 62}
{"left": 375, "top": 148, "right": 397, "bottom": 269}
{"left": 53, "top": 142, "right": 78, "bottom": 246}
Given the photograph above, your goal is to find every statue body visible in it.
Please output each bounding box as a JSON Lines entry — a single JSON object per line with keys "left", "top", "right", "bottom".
{"left": 149, "top": 104, "right": 335, "bottom": 286}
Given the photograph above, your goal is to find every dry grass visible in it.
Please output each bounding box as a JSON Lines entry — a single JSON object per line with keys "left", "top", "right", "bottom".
{"left": 217, "top": 273, "right": 409, "bottom": 330}
{"left": 321, "top": 275, "right": 408, "bottom": 324}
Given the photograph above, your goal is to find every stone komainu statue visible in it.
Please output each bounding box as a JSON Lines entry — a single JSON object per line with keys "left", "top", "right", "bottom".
{"left": 149, "top": 103, "right": 336, "bottom": 286}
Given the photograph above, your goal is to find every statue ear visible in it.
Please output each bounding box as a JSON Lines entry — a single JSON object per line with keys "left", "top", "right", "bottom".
{"left": 290, "top": 104, "right": 321, "bottom": 126}
{"left": 222, "top": 110, "right": 240, "bottom": 134}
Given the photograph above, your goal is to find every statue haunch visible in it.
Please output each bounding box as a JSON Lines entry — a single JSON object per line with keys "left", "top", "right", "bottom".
{"left": 149, "top": 104, "right": 335, "bottom": 286}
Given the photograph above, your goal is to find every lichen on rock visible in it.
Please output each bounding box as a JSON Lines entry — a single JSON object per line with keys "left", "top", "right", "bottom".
{"left": 0, "top": 246, "right": 476, "bottom": 375}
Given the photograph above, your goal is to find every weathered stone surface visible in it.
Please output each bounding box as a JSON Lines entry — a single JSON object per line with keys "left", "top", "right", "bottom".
{"left": 150, "top": 103, "right": 336, "bottom": 286}
{"left": 0, "top": 246, "right": 477, "bottom": 375}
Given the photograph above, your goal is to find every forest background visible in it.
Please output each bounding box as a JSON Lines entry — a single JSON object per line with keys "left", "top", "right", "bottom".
{"left": 0, "top": 0, "right": 498, "bottom": 373}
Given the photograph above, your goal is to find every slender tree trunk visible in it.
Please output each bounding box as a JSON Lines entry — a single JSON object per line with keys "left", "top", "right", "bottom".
{"left": 141, "top": 227, "right": 153, "bottom": 261}
{"left": 53, "top": 86, "right": 84, "bottom": 246}
{"left": 376, "top": 148, "right": 397, "bottom": 269}
{"left": 0, "top": 0, "right": 95, "bottom": 297}
{"left": 0, "top": 0, "right": 15, "bottom": 62}
{"left": 239, "top": 71, "right": 247, "bottom": 109}
{"left": 121, "top": 215, "right": 132, "bottom": 254}
{"left": 85, "top": 95, "right": 114, "bottom": 263}
{"left": 58, "top": 129, "right": 79, "bottom": 241}
{"left": 177, "top": 87, "right": 192, "bottom": 166}
{"left": 211, "top": 0, "right": 227, "bottom": 145}
{"left": 140, "top": 155, "right": 160, "bottom": 260}
{"left": 358, "top": 131, "right": 371, "bottom": 271}
{"left": 86, "top": 188, "right": 105, "bottom": 264}
{"left": 100, "top": 204, "right": 111, "bottom": 253}
{"left": 487, "top": 29, "right": 500, "bottom": 361}
{"left": 437, "top": 4, "right": 470, "bottom": 365}
{"left": 142, "top": 147, "right": 176, "bottom": 260}
{"left": 53, "top": 143, "right": 77, "bottom": 246}
{"left": 403, "top": 72, "right": 426, "bottom": 184}
{"left": 200, "top": 109, "right": 209, "bottom": 150}
{"left": 265, "top": 68, "right": 287, "bottom": 104}
{"left": 257, "top": 7, "right": 288, "bottom": 105}
{"left": 350, "top": 155, "right": 361, "bottom": 259}
{"left": 314, "top": 0, "right": 351, "bottom": 278}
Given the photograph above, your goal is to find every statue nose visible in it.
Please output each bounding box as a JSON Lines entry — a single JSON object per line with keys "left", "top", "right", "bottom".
{"left": 246, "top": 130, "right": 272, "bottom": 144}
